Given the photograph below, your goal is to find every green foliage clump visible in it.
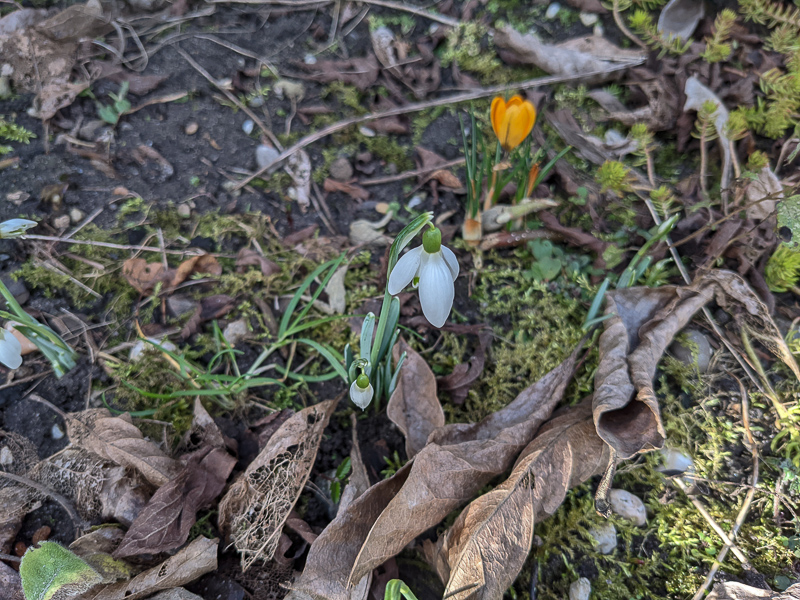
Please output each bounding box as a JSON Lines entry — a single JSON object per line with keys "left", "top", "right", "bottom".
{"left": 740, "top": 0, "right": 800, "bottom": 29}
{"left": 628, "top": 9, "right": 692, "bottom": 57}
{"left": 440, "top": 23, "right": 505, "bottom": 84}
{"left": 596, "top": 160, "right": 633, "bottom": 193}
{"left": 0, "top": 117, "right": 35, "bottom": 155}
{"left": 702, "top": 9, "right": 736, "bottom": 63}
{"left": 766, "top": 244, "right": 800, "bottom": 292}
{"left": 692, "top": 100, "right": 719, "bottom": 143}
{"left": 746, "top": 149, "right": 770, "bottom": 172}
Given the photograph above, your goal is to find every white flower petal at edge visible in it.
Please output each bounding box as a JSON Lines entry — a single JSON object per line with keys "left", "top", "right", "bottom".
{"left": 349, "top": 380, "right": 374, "bottom": 410}
{"left": 0, "top": 329, "right": 23, "bottom": 370}
{"left": 0, "top": 219, "right": 37, "bottom": 239}
{"left": 387, "top": 246, "right": 423, "bottom": 295}
{"left": 418, "top": 250, "right": 455, "bottom": 328}
{"left": 441, "top": 245, "right": 460, "bottom": 281}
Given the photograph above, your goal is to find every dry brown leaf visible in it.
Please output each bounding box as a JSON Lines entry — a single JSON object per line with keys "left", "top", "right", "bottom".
{"left": 218, "top": 399, "right": 337, "bottom": 571}
{"left": 436, "top": 329, "right": 493, "bottom": 405}
{"left": 707, "top": 582, "right": 800, "bottom": 600}
{"left": 286, "top": 466, "right": 411, "bottom": 600}
{"left": 122, "top": 259, "right": 169, "bottom": 295}
{"left": 170, "top": 254, "right": 222, "bottom": 287}
{"left": 0, "top": 560, "right": 23, "bottom": 600}
{"left": 79, "top": 537, "right": 217, "bottom": 600}
{"left": 494, "top": 26, "right": 644, "bottom": 82}
{"left": 427, "top": 169, "right": 463, "bottom": 189}
{"left": 65, "top": 409, "right": 181, "bottom": 487}
{"left": 386, "top": 339, "right": 445, "bottom": 458}
{"left": 113, "top": 446, "right": 236, "bottom": 558}
{"left": 594, "top": 270, "right": 800, "bottom": 461}
{"left": 347, "top": 345, "right": 584, "bottom": 585}
{"left": 181, "top": 294, "right": 235, "bottom": 339}
{"left": 429, "top": 400, "right": 609, "bottom": 600}
{"left": 324, "top": 178, "right": 370, "bottom": 202}
{"left": 236, "top": 248, "right": 280, "bottom": 278}
{"left": 295, "top": 56, "right": 380, "bottom": 91}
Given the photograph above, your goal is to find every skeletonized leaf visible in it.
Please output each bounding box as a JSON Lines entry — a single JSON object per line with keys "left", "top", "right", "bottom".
{"left": 20, "top": 541, "right": 103, "bottom": 600}
{"left": 82, "top": 537, "right": 217, "bottom": 600}
{"left": 387, "top": 339, "right": 445, "bottom": 458}
{"left": 431, "top": 401, "right": 609, "bottom": 600}
{"left": 594, "top": 270, "right": 800, "bottom": 460}
{"left": 347, "top": 345, "right": 584, "bottom": 585}
{"left": 113, "top": 446, "right": 236, "bottom": 557}
{"left": 218, "top": 399, "right": 337, "bottom": 571}
{"left": 65, "top": 409, "right": 181, "bottom": 487}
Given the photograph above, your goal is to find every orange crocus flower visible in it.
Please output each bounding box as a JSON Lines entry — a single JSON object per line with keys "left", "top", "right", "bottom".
{"left": 491, "top": 95, "right": 536, "bottom": 152}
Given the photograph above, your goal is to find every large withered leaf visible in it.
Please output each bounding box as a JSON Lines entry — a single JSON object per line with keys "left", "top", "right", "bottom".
{"left": 65, "top": 409, "right": 181, "bottom": 487}
{"left": 429, "top": 401, "right": 609, "bottom": 600}
{"left": 78, "top": 536, "right": 217, "bottom": 600}
{"left": 707, "top": 582, "right": 800, "bottom": 600}
{"left": 113, "top": 446, "right": 236, "bottom": 558}
{"left": 386, "top": 339, "right": 445, "bottom": 458}
{"left": 347, "top": 345, "right": 584, "bottom": 585}
{"left": 286, "top": 464, "right": 412, "bottom": 600}
{"left": 218, "top": 399, "right": 337, "bottom": 571}
{"left": 594, "top": 270, "right": 800, "bottom": 460}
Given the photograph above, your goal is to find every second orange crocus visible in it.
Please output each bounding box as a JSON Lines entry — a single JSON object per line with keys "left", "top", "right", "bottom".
{"left": 491, "top": 95, "right": 536, "bottom": 152}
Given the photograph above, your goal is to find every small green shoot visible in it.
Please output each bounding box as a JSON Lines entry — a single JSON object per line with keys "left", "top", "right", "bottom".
{"left": 97, "top": 82, "right": 132, "bottom": 125}
{"left": 330, "top": 457, "right": 352, "bottom": 504}
{"left": 384, "top": 580, "right": 420, "bottom": 600}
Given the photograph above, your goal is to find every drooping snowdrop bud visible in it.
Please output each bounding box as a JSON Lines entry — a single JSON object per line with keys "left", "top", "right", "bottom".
{"left": 349, "top": 373, "right": 374, "bottom": 410}
{"left": 0, "top": 328, "right": 22, "bottom": 370}
{"left": 0, "top": 219, "right": 37, "bottom": 239}
{"left": 387, "top": 227, "right": 459, "bottom": 328}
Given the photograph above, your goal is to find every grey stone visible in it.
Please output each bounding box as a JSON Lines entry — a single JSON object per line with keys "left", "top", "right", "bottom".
{"left": 53, "top": 215, "right": 71, "bottom": 229}
{"left": 670, "top": 329, "right": 712, "bottom": 373}
{"left": 130, "top": 338, "right": 176, "bottom": 362}
{"left": 329, "top": 157, "right": 354, "bottom": 182}
{"left": 242, "top": 119, "right": 255, "bottom": 135}
{"left": 546, "top": 3, "right": 561, "bottom": 19}
{"left": 185, "top": 122, "right": 199, "bottom": 135}
{"left": 51, "top": 424, "right": 64, "bottom": 440}
{"left": 69, "top": 208, "right": 85, "bottom": 224}
{"left": 177, "top": 203, "right": 191, "bottom": 219}
{"left": 1, "top": 275, "right": 28, "bottom": 305}
{"left": 79, "top": 119, "right": 106, "bottom": 141}
{"left": 588, "top": 522, "right": 617, "bottom": 554}
{"left": 579, "top": 11, "right": 598, "bottom": 26}
{"left": 167, "top": 295, "right": 197, "bottom": 318}
{"left": 223, "top": 319, "right": 251, "bottom": 346}
{"left": 256, "top": 144, "right": 281, "bottom": 170}
{"left": 569, "top": 577, "right": 591, "bottom": 600}
{"left": 608, "top": 488, "right": 647, "bottom": 526}
{"left": 659, "top": 448, "right": 694, "bottom": 475}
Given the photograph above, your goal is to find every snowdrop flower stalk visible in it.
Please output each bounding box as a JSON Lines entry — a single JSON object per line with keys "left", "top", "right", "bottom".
{"left": 346, "top": 212, "right": 437, "bottom": 410}
{"left": 0, "top": 219, "right": 77, "bottom": 377}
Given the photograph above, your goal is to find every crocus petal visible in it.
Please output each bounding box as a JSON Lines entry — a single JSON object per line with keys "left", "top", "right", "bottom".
{"left": 349, "top": 380, "right": 374, "bottom": 410}
{"left": 509, "top": 101, "right": 536, "bottom": 148}
{"left": 0, "top": 330, "right": 23, "bottom": 370}
{"left": 418, "top": 251, "right": 455, "bottom": 328}
{"left": 490, "top": 96, "right": 506, "bottom": 141}
{"left": 441, "top": 246, "right": 459, "bottom": 281}
{"left": 388, "top": 245, "right": 423, "bottom": 295}
{"left": 500, "top": 105, "right": 521, "bottom": 150}
{"left": 506, "top": 95, "right": 525, "bottom": 108}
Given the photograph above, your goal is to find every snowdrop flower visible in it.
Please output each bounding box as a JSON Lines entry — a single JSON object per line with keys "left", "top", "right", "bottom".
{"left": 0, "top": 328, "right": 22, "bottom": 370}
{"left": 0, "top": 219, "right": 37, "bottom": 239}
{"left": 349, "top": 373, "right": 374, "bottom": 410}
{"left": 387, "top": 227, "right": 458, "bottom": 328}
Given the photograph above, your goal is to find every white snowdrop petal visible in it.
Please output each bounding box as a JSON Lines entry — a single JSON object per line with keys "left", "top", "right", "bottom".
{"left": 349, "top": 380, "right": 374, "bottom": 410}
{"left": 418, "top": 252, "right": 455, "bottom": 328}
{"left": 0, "top": 331, "right": 23, "bottom": 370}
{"left": 441, "top": 246, "right": 460, "bottom": 281}
{"left": 387, "top": 246, "right": 423, "bottom": 295}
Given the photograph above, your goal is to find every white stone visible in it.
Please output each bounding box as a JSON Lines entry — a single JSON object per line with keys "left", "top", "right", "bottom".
{"left": 223, "top": 319, "right": 251, "bottom": 346}
{"left": 242, "top": 119, "right": 255, "bottom": 135}
{"left": 304, "top": 54, "right": 317, "bottom": 65}
{"left": 608, "top": 488, "right": 647, "bottom": 526}
{"left": 184, "top": 122, "right": 198, "bottom": 135}
{"left": 359, "top": 126, "right": 376, "bottom": 137}
{"left": 177, "top": 204, "right": 191, "bottom": 219}
{"left": 130, "top": 338, "right": 176, "bottom": 362}
{"left": 670, "top": 329, "right": 712, "bottom": 373}
{"left": 579, "top": 11, "right": 599, "bottom": 26}
{"left": 256, "top": 144, "right": 281, "bottom": 170}
{"left": 53, "top": 215, "right": 70, "bottom": 229}
{"left": 659, "top": 448, "right": 694, "bottom": 475}
{"left": 408, "top": 195, "right": 424, "bottom": 209}
{"left": 569, "top": 577, "right": 591, "bottom": 600}
{"left": 545, "top": 3, "right": 561, "bottom": 19}
{"left": 0, "top": 446, "right": 13, "bottom": 467}
{"left": 51, "top": 424, "right": 64, "bottom": 440}
{"left": 69, "top": 208, "right": 84, "bottom": 224}
{"left": 588, "top": 522, "right": 617, "bottom": 554}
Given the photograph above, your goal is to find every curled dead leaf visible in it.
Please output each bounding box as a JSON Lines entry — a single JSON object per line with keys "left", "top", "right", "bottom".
{"left": 324, "top": 178, "right": 370, "bottom": 202}
{"left": 236, "top": 248, "right": 280, "bottom": 277}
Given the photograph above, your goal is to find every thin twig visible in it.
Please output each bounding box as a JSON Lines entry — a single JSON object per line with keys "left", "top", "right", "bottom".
{"left": 612, "top": 0, "right": 648, "bottom": 49}
{"left": 360, "top": 157, "right": 466, "bottom": 186}
{"left": 234, "top": 61, "right": 644, "bottom": 190}
{"left": 691, "top": 378, "right": 758, "bottom": 600}
{"left": 22, "top": 234, "right": 206, "bottom": 256}
{"left": 0, "top": 471, "right": 87, "bottom": 535}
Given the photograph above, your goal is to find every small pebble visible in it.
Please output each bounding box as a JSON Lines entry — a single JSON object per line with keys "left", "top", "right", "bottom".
{"left": 185, "top": 122, "right": 199, "bottom": 135}
{"left": 588, "top": 522, "right": 617, "bottom": 554}
{"left": 569, "top": 578, "right": 591, "bottom": 600}
{"left": 359, "top": 126, "right": 376, "bottom": 137}
{"left": 51, "top": 424, "right": 64, "bottom": 440}
{"left": 329, "top": 157, "right": 354, "bottom": 182}
{"left": 52, "top": 215, "right": 70, "bottom": 229}
{"left": 659, "top": 448, "right": 694, "bottom": 475}
{"left": 579, "top": 11, "right": 599, "bottom": 26}
{"left": 594, "top": 23, "right": 604, "bottom": 36}
{"left": 303, "top": 54, "right": 317, "bottom": 65}
{"left": 69, "top": 208, "right": 84, "bottom": 224}
{"left": 223, "top": 319, "right": 251, "bottom": 346}
{"left": 130, "top": 338, "right": 176, "bottom": 362}
{"left": 669, "top": 329, "right": 712, "bottom": 373}
{"left": 242, "top": 119, "right": 255, "bottom": 135}
{"left": 248, "top": 95, "right": 265, "bottom": 108}
{"left": 0, "top": 447, "right": 13, "bottom": 467}
{"left": 177, "top": 203, "right": 191, "bottom": 219}
{"left": 545, "top": 2, "right": 561, "bottom": 19}
{"left": 408, "top": 195, "right": 424, "bottom": 210}
{"left": 256, "top": 144, "right": 281, "bottom": 170}
{"left": 608, "top": 488, "right": 647, "bottom": 526}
